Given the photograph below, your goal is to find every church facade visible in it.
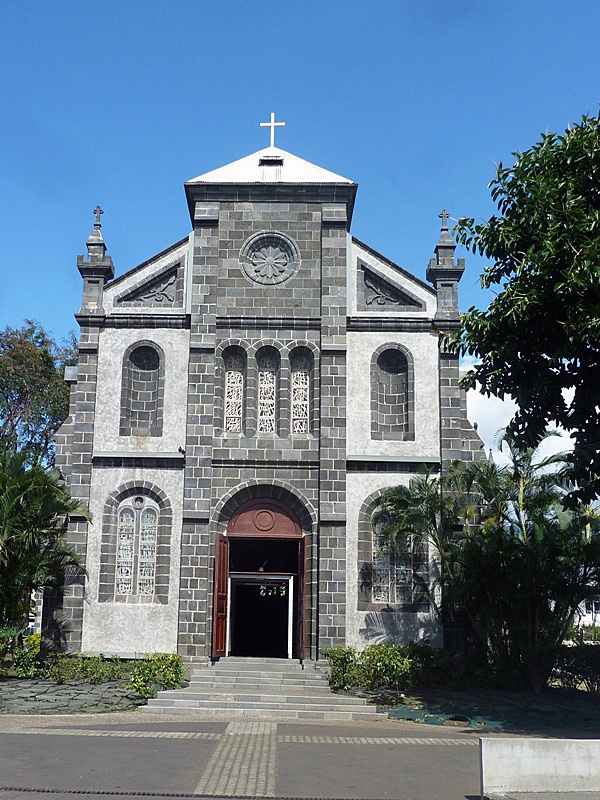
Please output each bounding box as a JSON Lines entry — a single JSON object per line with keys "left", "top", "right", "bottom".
{"left": 50, "top": 137, "right": 483, "bottom": 661}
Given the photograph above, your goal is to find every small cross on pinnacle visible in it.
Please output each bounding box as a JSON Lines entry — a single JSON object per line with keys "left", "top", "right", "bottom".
{"left": 439, "top": 209, "right": 450, "bottom": 230}
{"left": 260, "top": 112, "right": 285, "bottom": 148}
{"left": 93, "top": 206, "right": 104, "bottom": 225}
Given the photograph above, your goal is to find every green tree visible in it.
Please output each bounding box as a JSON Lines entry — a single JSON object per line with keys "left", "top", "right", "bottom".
{"left": 0, "top": 321, "right": 76, "bottom": 464}
{"left": 453, "top": 113, "right": 600, "bottom": 504}
{"left": 0, "top": 451, "right": 88, "bottom": 630}
{"left": 373, "top": 440, "right": 600, "bottom": 692}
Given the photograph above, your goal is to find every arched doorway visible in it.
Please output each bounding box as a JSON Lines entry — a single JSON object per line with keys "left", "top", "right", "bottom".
{"left": 212, "top": 499, "right": 306, "bottom": 659}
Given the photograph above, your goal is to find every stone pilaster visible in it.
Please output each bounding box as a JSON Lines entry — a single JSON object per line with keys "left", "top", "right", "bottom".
{"left": 318, "top": 205, "right": 348, "bottom": 649}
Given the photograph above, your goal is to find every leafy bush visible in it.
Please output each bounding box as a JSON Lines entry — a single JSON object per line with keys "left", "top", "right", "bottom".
{"left": 128, "top": 653, "right": 185, "bottom": 698}
{"left": 321, "top": 647, "right": 360, "bottom": 691}
{"left": 323, "top": 643, "right": 466, "bottom": 694}
{"left": 0, "top": 627, "right": 24, "bottom": 665}
{"left": 555, "top": 645, "right": 600, "bottom": 693}
{"left": 43, "top": 654, "right": 127, "bottom": 684}
{"left": 12, "top": 633, "right": 42, "bottom": 678}
{"left": 359, "top": 644, "right": 412, "bottom": 691}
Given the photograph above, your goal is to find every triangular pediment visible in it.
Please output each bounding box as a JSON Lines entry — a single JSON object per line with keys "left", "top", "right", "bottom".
{"left": 350, "top": 237, "right": 436, "bottom": 318}
{"left": 360, "top": 265, "right": 424, "bottom": 311}
{"left": 115, "top": 263, "right": 184, "bottom": 308}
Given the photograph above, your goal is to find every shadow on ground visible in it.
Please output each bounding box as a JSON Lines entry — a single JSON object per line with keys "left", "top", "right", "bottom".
{"left": 365, "top": 685, "right": 600, "bottom": 735}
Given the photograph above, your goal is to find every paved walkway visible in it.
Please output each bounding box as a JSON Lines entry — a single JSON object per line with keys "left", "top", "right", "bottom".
{"left": 0, "top": 712, "right": 482, "bottom": 799}
{"left": 1, "top": 679, "right": 599, "bottom": 798}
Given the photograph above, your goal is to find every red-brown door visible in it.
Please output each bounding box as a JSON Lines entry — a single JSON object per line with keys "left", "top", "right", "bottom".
{"left": 211, "top": 533, "right": 229, "bottom": 657}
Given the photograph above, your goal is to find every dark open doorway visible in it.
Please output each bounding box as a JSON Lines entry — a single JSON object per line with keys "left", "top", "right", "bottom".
{"left": 228, "top": 538, "right": 300, "bottom": 658}
{"left": 230, "top": 578, "right": 290, "bottom": 657}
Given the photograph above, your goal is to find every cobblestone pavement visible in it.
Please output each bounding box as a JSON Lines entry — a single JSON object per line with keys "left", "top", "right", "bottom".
{"left": 0, "top": 678, "right": 144, "bottom": 714}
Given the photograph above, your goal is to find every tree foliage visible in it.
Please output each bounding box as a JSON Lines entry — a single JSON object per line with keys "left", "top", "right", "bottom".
{"left": 373, "top": 438, "right": 600, "bottom": 692}
{"left": 452, "top": 113, "right": 600, "bottom": 504}
{"left": 0, "top": 450, "right": 88, "bottom": 629}
{"left": 0, "top": 321, "right": 76, "bottom": 464}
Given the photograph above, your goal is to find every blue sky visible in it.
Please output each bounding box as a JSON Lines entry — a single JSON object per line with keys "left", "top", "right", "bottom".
{"left": 0, "top": 1, "right": 598, "bottom": 447}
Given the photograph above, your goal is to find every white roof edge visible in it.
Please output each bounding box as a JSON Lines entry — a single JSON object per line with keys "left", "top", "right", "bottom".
{"left": 187, "top": 147, "right": 355, "bottom": 185}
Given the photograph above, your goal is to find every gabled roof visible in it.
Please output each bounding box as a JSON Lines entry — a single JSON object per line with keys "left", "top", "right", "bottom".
{"left": 186, "top": 147, "right": 354, "bottom": 185}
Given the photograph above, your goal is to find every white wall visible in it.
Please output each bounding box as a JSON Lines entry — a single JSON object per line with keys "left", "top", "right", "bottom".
{"left": 346, "top": 330, "right": 440, "bottom": 459}
{"left": 81, "top": 465, "right": 184, "bottom": 656}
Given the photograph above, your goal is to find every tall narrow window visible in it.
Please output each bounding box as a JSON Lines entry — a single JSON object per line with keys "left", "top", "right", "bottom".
{"left": 224, "top": 350, "right": 245, "bottom": 433}
{"left": 115, "top": 496, "right": 158, "bottom": 597}
{"left": 371, "top": 346, "right": 414, "bottom": 440}
{"left": 120, "top": 342, "right": 164, "bottom": 437}
{"left": 257, "top": 348, "right": 279, "bottom": 433}
{"left": 290, "top": 349, "right": 312, "bottom": 434}
{"left": 115, "top": 508, "right": 135, "bottom": 594}
{"left": 371, "top": 524, "right": 413, "bottom": 604}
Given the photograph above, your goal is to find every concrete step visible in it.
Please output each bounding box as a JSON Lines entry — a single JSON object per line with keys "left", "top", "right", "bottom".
{"left": 145, "top": 697, "right": 371, "bottom": 711}
{"left": 188, "top": 680, "right": 329, "bottom": 692}
{"left": 192, "top": 668, "right": 325, "bottom": 679}
{"left": 189, "top": 671, "right": 328, "bottom": 685}
{"left": 201, "top": 658, "right": 309, "bottom": 672}
{"left": 146, "top": 689, "right": 361, "bottom": 705}
{"left": 139, "top": 705, "right": 381, "bottom": 721}
{"left": 137, "top": 656, "right": 374, "bottom": 721}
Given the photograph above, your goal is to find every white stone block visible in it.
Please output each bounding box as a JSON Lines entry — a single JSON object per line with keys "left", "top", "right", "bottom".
{"left": 480, "top": 737, "right": 600, "bottom": 796}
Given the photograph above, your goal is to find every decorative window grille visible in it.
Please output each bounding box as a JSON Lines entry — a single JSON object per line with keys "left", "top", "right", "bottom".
{"left": 371, "top": 523, "right": 413, "bottom": 604}
{"left": 291, "top": 355, "right": 310, "bottom": 433}
{"left": 115, "top": 497, "right": 158, "bottom": 596}
{"left": 258, "top": 354, "right": 278, "bottom": 433}
{"left": 224, "top": 353, "right": 245, "bottom": 433}
{"left": 138, "top": 508, "right": 157, "bottom": 594}
{"left": 115, "top": 508, "right": 135, "bottom": 594}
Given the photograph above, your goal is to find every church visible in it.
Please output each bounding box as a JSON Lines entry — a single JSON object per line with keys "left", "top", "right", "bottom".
{"left": 49, "top": 117, "right": 483, "bottom": 662}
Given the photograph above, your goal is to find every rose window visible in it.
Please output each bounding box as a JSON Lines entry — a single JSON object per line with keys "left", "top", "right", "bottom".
{"left": 239, "top": 232, "right": 300, "bottom": 285}
{"left": 251, "top": 245, "right": 289, "bottom": 280}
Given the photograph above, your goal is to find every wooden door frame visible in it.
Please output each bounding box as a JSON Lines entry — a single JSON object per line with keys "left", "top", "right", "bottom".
{"left": 211, "top": 499, "right": 307, "bottom": 659}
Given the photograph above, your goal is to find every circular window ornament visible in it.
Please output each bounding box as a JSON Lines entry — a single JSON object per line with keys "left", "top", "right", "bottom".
{"left": 239, "top": 231, "right": 301, "bottom": 286}
{"left": 253, "top": 510, "right": 276, "bottom": 532}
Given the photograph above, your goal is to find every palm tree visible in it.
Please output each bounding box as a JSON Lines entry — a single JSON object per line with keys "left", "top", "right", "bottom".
{"left": 0, "top": 451, "right": 89, "bottom": 631}
{"left": 373, "top": 436, "right": 600, "bottom": 692}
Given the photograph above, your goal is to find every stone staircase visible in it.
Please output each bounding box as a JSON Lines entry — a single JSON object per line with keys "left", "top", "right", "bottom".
{"left": 139, "top": 657, "right": 381, "bottom": 721}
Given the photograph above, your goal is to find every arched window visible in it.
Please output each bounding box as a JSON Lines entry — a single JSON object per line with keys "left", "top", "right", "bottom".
{"left": 290, "top": 348, "right": 312, "bottom": 434}
{"left": 224, "top": 348, "right": 246, "bottom": 433}
{"left": 371, "top": 523, "right": 413, "bottom": 604}
{"left": 115, "top": 495, "right": 158, "bottom": 597}
{"left": 257, "top": 347, "right": 280, "bottom": 433}
{"left": 99, "top": 483, "right": 171, "bottom": 605}
{"left": 120, "top": 343, "right": 164, "bottom": 437}
{"left": 371, "top": 346, "right": 414, "bottom": 440}
{"left": 357, "top": 492, "right": 429, "bottom": 612}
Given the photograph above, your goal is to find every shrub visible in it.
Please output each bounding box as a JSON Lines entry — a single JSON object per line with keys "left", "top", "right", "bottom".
{"left": 321, "top": 646, "right": 360, "bottom": 691}
{"left": 12, "top": 633, "right": 42, "bottom": 678}
{"left": 0, "top": 627, "right": 24, "bottom": 666}
{"left": 359, "top": 644, "right": 412, "bottom": 691}
{"left": 43, "top": 653, "right": 127, "bottom": 684}
{"left": 555, "top": 645, "right": 600, "bottom": 694}
{"left": 128, "top": 653, "right": 185, "bottom": 698}
{"left": 323, "top": 643, "right": 466, "bottom": 694}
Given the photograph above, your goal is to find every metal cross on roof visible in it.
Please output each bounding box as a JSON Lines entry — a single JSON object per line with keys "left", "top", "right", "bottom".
{"left": 93, "top": 205, "right": 104, "bottom": 225}
{"left": 260, "top": 112, "right": 285, "bottom": 148}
